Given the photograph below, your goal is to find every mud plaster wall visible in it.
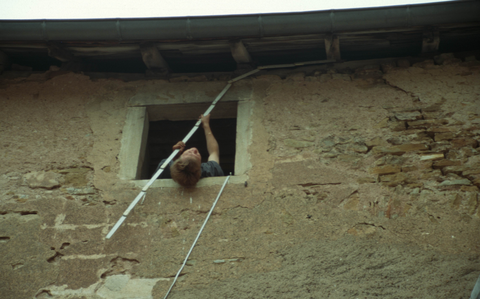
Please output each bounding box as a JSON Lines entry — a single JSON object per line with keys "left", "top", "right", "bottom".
{"left": 1, "top": 56, "right": 480, "bottom": 299}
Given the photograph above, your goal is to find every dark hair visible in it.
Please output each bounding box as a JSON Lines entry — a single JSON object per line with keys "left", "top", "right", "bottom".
{"left": 170, "top": 157, "right": 201, "bottom": 187}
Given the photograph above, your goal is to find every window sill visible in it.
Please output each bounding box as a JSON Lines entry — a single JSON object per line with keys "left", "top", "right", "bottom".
{"left": 130, "top": 174, "right": 249, "bottom": 188}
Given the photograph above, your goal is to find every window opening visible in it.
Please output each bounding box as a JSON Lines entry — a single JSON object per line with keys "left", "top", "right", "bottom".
{"left": 139, "top": 101, "right": 238, "bottom": 180}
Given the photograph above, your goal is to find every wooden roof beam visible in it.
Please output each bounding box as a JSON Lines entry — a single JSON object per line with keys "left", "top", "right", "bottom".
{"left": 140, "top": 43, "right": 170, "bottom": 74}
{"left": 230, "top": 40, "right": 253, "bottom": 69}
{"left": 422, "top": 29, "right": 440, "bottom": 53}
{"left": 47, "top": 43, "right": 74, "bottom": 62}
{"left": 325, "top": 34, "right": 341, "bottom": 61}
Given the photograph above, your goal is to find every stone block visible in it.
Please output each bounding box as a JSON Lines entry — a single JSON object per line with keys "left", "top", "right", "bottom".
{"left": 284, "top": 139, "right": 314, "bottom": 148}
{"left": 365, "top": 137, "right": 388, "bottom": 147}
{"left": 389, "top": 121, "right": 407, "bottom": 131}
{"left": 395, "top": 111, "right": 422, "bottom": 121}
{"left": 465, "top": 193, "right": 479, "bottom": 215}
{"left": 348, "top": 143, "right": 369, "bottom": 153}
{"left": 450, "top": 194, "right": 463, "bottom": 209}
{"left": 402, "top": 165, "right": 417, "bottom": 172}
{"left": 375, "top": 118, "right": 389, "bottom": 128}
{"left": 420, "top": 153, "right": 444, "bottom": 161}
{"left": 451, "top": 138, "right": 478, "bottom": 148}
{"left": 23, "top": 171, "right": 61, "bottom": 190}
{"left": 374, "top": 155, "right": 405, "bottom": 166}
{"left": 461, "top": 186, "right": 479, "bottom": 192}
{"left": 443, "top": 165, "right": 471, "bottom": 175}
{"left": 430, "top": 141, "right": 452, "bottom": 152}
{"left": 427, "top": 127, "right": 455, "bottom": 133}
{"left": 433, "top": 159, "right": 462, "bottom": 169}
{"left": 435, "top": 132, "right": 456, "bottom": 141}
{"left": 357, "top": 177, "right": 376, "bottom": 184}
{"left": 369, "top": 165, "right": 401, "bottom": 175}
{"left": 372, "top": 144, "right": 428, "bottom": 156}
{"left": 407, "top": 119, "right": 449, "bottom": 129}
{"left": 439, "top": 179, "right": 472, "bottom": 186}
{"left": 397, "top": 143, "right": 430, "bottom": 152}
{"left": 380, "top": 172, "right": 409, "bottom": 187}
{"left": 420, "top": 169, "right": 442, "bottom": 180}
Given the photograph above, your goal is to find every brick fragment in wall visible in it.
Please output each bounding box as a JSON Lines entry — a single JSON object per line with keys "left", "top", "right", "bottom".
{"left": 422, "top": 101, "right": 445, "bottom": 112}
{"left": 420, "top": 153, "right": 444, "bottom": 161}
{"left": 451, "top": 138, "right": 478, "bottom": 148}
{"left": 402, "top": 165, "right": 417, "bottom": 172}
{"left": 379, "top": 172, "right": 410, "bottom": 187}
{"left": 466, "top": 192, "right": 479, "bottom": 215}
{"left": 442, "top": 165, "right": 470, "bottom": 176}
{"left": 365, "top": 137, "right": 389, "bottom": 148}
{"left": 427, "top": 127, "right": 455, "bottom": 133}
{"left": 462, "top": 186, "right": 479, "bottom": 192}
{"left": 430, "top": 141, "right": 452, "bottom": 152}
{"left": 389, "top": 121, "right": 407, "bottom": 131}
{"left": 369, "top": 165, "right": 402, "bottom": 175}
{"left": 472, "top": 176, "right": 480, "bottom": 186}
{"left": 375, "top": 118, "right": 389, "bottom": 128}
{"left": 445, "top": 149, "right": 477, "bottom": 160}
{"left": 422, "top": 111, "right": 445, "bottom": 119}
{"left": 433, "top": 160, "right": 462, "bottom": 169}
{"left": 372, "top": 143, "right": 429, "bottom": 156}
{"left": 434, "top": 132, "right": 456, "bottom": 142}
{"left": 463, "top": 168, "right": 480, "bottom": 177}
{"left": 420, "top": 169, "right": 442, "bottom": 180}
{"left": 439, "top": 179, "right": 472, "bottom": 187}
{"left": 23, "top": 171, "right": 62, "bottom": 189}
{"left": 409, "top": 132, "right": 434, "bottom": 143}
{"left": 450, "top": 194, "right": 463, "bottom": 209}
{"left": 394, "top": 111, "right": 422, "bottom": 121}
{"left": 419, "top": 161, "right": 433, "bottom": 171}
{"left": 283, "top": 139, "right": 315, "bottom": 148}
{"left": 374, "top": 155, "right": 405, "bottom": 166}
{"left": 407, "top": 119, "right": 449, "bottom": 129}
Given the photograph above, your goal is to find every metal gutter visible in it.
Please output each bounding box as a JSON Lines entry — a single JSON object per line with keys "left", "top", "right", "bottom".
{"left": 0, "top": 1, "right": 479, "bottom": 41}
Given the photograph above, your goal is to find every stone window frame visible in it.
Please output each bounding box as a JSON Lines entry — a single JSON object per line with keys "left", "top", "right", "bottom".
{"left": 118, "top": 81, "right": 253, "bottom": 187}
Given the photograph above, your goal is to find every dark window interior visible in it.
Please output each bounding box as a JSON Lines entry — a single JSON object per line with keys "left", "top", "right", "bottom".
{"left": 142, "top": 118, "right": 237, "bottom": 179}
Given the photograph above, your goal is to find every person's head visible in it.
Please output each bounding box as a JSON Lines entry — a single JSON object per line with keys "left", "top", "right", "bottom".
{"left": 170, "top": 148, "right": 202, "bottom": 187}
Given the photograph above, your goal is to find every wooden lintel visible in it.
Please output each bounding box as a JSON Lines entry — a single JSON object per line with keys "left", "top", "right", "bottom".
{"left": 230, "top": 41, "right": 252, "bottom": 64}
{"left": 325, "top": 35, "right": 341, "bottom": 61}
{"left": 47, "top": 43, "right": 74, "bottom": 62}
{"left": 422, "top": 30, "right": 440, "bottom": 53}
{"left": 140, "top": 43, "right": 170, "bottom": 73}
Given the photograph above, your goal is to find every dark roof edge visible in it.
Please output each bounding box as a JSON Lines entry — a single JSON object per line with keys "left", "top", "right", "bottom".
{"left": 1, "top": 1, "right": 479, "bottom": 41}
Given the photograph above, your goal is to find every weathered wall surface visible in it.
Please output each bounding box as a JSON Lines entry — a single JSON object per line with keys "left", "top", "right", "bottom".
{"left": 1, "top": 56, "right": 480, "bottom": 299}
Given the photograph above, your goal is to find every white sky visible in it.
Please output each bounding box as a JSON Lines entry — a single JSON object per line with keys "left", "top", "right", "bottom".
{"left": 1, "top": 0, "right": 452, "bottom": 20}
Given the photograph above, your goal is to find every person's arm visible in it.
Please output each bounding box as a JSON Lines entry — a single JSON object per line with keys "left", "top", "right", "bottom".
{"left": 200, "top": 114, "right": 220, "bottom": 164}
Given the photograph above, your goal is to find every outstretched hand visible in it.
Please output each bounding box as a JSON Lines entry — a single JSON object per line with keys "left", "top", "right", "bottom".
{"left": 200, "top": 114, "right": 210, "bottom": 128}
{"left": 172, "top": 141, "right": 185, "bottom": 160}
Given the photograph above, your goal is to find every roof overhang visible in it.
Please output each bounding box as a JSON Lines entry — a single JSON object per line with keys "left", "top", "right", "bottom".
{"left": 0, "top": 1, "right": 479, "bottom": 74}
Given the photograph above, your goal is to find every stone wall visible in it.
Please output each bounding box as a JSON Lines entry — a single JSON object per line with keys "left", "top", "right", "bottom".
{"left": 0, "top": 55, "right": 480, "bottom": 298}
